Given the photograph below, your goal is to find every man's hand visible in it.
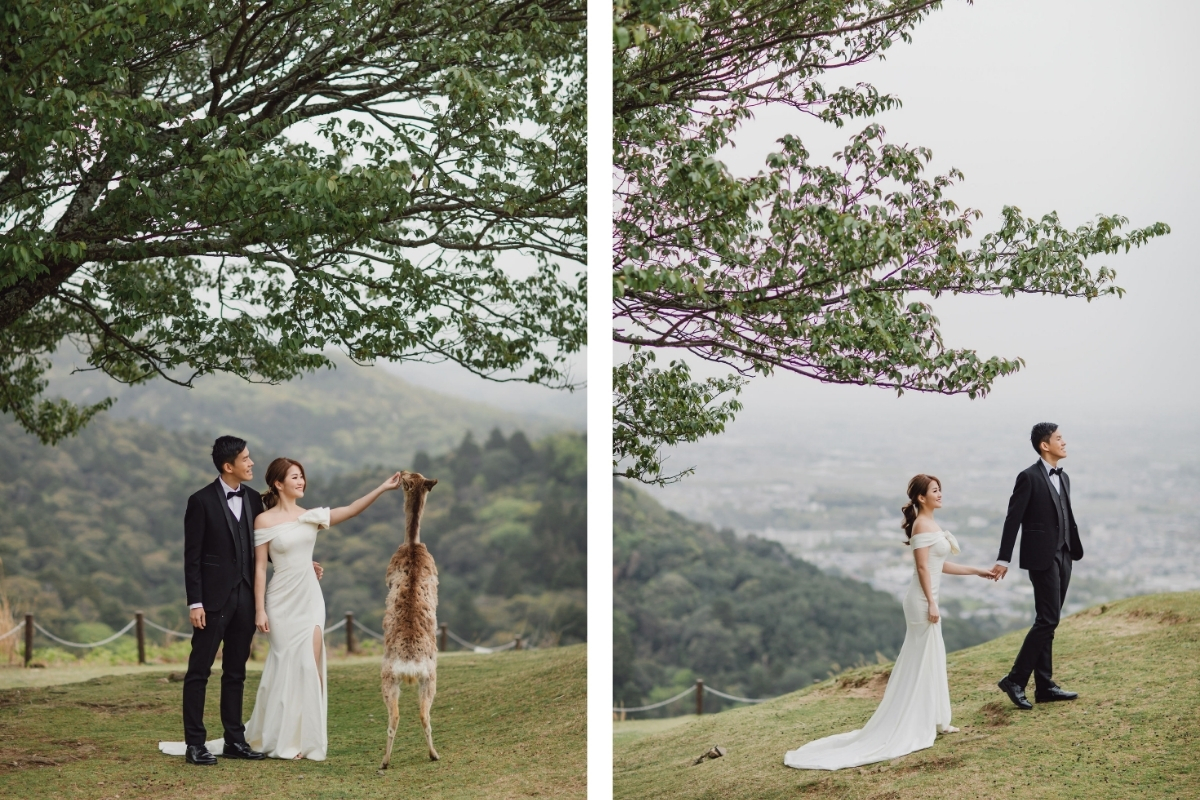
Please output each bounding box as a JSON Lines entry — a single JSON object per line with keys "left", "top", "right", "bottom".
{"left": 313, "top": 561, "right": 323, "bottom": 580}
{"left": 189, "top": 607, "right": 206, "bottom": 629}
{"left": 992, "top": 565, "right": 1008, "bottom": 580}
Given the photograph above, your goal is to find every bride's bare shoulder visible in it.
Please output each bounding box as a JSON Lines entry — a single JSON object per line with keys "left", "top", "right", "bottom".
{"left": 911, "top": 519, "right": 940, "bottom": 534}
{"left": 255, "top": 508, "right": 287, "bottom": 528}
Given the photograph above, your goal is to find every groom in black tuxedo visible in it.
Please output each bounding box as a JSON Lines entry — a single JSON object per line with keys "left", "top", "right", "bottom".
{"left": 992, "top": 422, "right": 1084, "bottom": 710}
{"left": 180, "top": 436, "right": 269, "bottom": 765}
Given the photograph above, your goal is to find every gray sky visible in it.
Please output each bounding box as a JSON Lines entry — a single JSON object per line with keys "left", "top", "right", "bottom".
{"left": 699, "top": 0, "right": 1198, "bottom": 424}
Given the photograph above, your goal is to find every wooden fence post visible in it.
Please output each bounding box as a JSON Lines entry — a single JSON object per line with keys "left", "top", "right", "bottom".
{"left": 24, "top": 613, "right": 32, "bottom": 668}
{"left": 696, "top": 679, "right": 704, "bottom": 716}
{"left": 135, "top": 612, "right": 146, "bottom": 665}
{"left": 514, "top": 635, "right": 522, "bottom": 651}
{"left": 345, "top": 612, "right": 355, "bottom": 655}
{"left": 439, "top": 624, "right": 447, "bottom": 652}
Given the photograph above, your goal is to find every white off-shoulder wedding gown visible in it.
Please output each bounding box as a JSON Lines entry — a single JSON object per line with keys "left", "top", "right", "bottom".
{"left": 784, "top": 530, "right": 959, "bottom": 770}
{"left": 243, "top": 507, "right": 330, "bottom": 760}
{"left": 159, "top": 508, "right": 330, "bottom": 760}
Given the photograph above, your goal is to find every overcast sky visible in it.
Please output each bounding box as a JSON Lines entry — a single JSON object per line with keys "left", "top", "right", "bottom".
{"left": 682, "top": 0, "right": 1197, "bottom": 434}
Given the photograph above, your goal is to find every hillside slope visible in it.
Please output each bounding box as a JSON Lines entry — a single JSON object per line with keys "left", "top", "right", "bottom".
{"left": 613, "top": 592, "right": 1200, "bottom": 799}
{"left": 0, "top": 645, "right": 585, "bottom": 799}
{"left": 45, "top": 353, "right": 574, "bottom": 475}
{"left": 614, "top": 482, "right": 987, "bottom": 710}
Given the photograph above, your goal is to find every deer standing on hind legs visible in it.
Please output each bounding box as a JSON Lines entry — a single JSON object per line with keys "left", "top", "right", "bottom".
{"left": 380, "top": 471, "right": 440, "bottom": 768}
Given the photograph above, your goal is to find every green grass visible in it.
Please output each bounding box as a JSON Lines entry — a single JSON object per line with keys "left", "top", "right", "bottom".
{"left": 0, "top": 645, "right": 585, "bottom": 799}
{"left": 614, "top": 593, "right": 1200, "bottom": 799}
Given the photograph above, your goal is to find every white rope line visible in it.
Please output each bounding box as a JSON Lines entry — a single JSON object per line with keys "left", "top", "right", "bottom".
{"left": 613, "top": 686, "right": 695, "bottom": 713}
{"left": 613, "top": 685, "right": 776, "bottom": 714}
{"left": 352, "top": 619, "right": 385, "bottom": 641}
{"left": 703, "top": 685, "right": 772, "bottom": 704}
{"left": 322, "top": 618, "right": 348, "bottom": 634}
{"left": 0, "top": 621, "right": 24, "bottom": 640}
{"left": 487, "top": 639, "right": 519, "bottom": 652}
{"left": 33, "top": 619, "right": 137, "bottom": 648}
{"left": 143, "top": 618, "right": 190, "bottom": 637}
{"left": 444, "top": 627, "right": 519, "bottom": 653}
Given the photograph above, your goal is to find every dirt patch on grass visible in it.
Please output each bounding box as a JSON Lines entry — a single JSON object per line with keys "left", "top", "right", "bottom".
{"left": 0, "top": 740, "right": 97, "bottom": 770}
{"left": 1125, "top": 608, "right": 1189, "bottom": 625}
{"left": 71, "top": 699, "right": 160, "bottom": 713}
{"left": 797, "top": 775, "right": 853, "bottom": 796}
{"left": 829, "top": 669, "right": 891, "bottom": 700}
{"left": 1065, "top": 609, "right": 1164, "bottom": 638}
{"left": 978, "top": 700, "right": 1012, "bottom": 727}
{"left": 894, "top": 754, "right": 963, "bottom": 774}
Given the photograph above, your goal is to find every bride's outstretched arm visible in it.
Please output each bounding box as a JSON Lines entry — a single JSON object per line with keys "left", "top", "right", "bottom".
{"left": 329, "top": 471, "right": 403, "bottom": 526}
{"left": 942, "top": 561, "right": 997, "bottom": 579}
{"left": 254, "top": 543, "right": 270, "bottom": 633}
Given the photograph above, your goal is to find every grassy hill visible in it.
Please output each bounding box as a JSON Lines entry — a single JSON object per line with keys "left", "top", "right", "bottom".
{"left": 0, "top": 645, "right": 585, "bottom": 799}
{"left": 613, "top": 592, "right": 1200, "bottom": 799}
{"left": 614, "top": 483, "right": 988, "bottom": 711}
{"left": 44, "top": 353, "right": 575, "bottom": 475}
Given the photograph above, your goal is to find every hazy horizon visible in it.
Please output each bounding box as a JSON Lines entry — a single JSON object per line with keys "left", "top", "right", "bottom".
{"left": 637, "top": 0, "right": 1200, "bottom": 621}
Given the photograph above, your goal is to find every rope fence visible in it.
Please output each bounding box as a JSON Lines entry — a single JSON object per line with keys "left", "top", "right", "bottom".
{"left": 0, "top": 619, "right": 24, "bottom": 640}
{"left": 3, "top": 611, "right": 528, "bottom": 667}
{"left": 614, "top": 679, "right": 777, "bottom": 719}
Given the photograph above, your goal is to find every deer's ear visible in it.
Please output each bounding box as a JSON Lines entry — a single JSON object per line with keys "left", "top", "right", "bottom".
{"left": 425, "top": 479, "right": 438, "bottom": 490}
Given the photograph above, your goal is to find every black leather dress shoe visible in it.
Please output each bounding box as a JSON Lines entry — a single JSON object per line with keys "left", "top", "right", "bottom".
{"left": 221, "top": 741, "right": 266, "bottom": 760}
{"left": 185, "top": 744, "right": 218, "bottom": 765}
{"left": 1035, "top": 685, "right": 1078, "bottom": 703}
{"left": 998, "top": 676, "right": 1033, "bottom": 710}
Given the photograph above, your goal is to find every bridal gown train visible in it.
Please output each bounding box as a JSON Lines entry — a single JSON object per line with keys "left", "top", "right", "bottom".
{"left": 784, "top": 530, "right": 959, "bottom": 770}
{"left": 159, "top": 508, "right": 330, "bottom": 759}
{"left": 243, "top": 507, "right": 330, "bottom": 760}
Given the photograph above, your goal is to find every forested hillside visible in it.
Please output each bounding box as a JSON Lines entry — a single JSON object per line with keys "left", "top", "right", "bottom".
{"left": 614, "top": 483, "right": 986, "bottom": 713}
{"left": 44, "top": 353, "right": 574, "bottom": 475}
{"left": 0, "top": 414, "right": 585, "bottom": 649}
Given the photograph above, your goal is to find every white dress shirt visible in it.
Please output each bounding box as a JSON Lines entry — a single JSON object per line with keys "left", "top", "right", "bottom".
{"left": 995, "top": 459, "right": 1062, "bottom": 569}
{"left": 189, "top": 477, "right": 247, "bottom": 610}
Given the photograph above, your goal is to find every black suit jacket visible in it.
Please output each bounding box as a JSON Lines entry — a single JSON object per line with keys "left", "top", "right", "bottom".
{"left": 183, "top": 479, "right": 263, "bottom": 611}
{"left": 997, "top": 461, "right": 1083, "bottom": 571}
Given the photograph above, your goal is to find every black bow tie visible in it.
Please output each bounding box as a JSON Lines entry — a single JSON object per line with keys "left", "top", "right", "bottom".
{"left": 226, "top": 488, "right": 245, "bottom": 499}
{"left": 1048, "top": 468, "right": 1064, "bottom": 477}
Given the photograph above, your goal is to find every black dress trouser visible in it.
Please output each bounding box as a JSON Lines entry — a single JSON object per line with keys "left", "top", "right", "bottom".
{"left": 182, "top": 581, "right": 255, "bottom": 745}
{"left": 1009, "top": 546, "right": 1073, "bottom": 692}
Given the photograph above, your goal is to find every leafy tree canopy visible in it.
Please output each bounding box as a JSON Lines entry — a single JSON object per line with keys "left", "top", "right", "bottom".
{"left": 612, "top": 0, "right": 1169, "bottom": 485}
{"left": 1, "top": 0, "right": 585, "bottom": 444}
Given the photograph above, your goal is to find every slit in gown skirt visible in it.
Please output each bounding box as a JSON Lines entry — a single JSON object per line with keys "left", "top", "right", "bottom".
{"left": 784, "top": 530, "right": 959, "bottom": 771}
{"left": 243, "top": 507, "right": 330, "bottom": 761}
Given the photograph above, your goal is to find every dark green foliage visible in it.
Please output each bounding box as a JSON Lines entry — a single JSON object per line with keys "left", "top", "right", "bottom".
{"left": 613, "top": 482, "right": 985, "bottom": 713}
{"left": 0, "top": 0, "right": 586, "bottom": 445}
{"left": 0, "top": 415, "right": 586, "bottom": 647}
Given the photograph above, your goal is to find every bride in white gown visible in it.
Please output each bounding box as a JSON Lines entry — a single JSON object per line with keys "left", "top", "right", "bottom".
{"left": 784, "top": 474, "right": 997, "bottom": 771}
{"left": 243, "top": 457, "right": 402, "bottom": 761}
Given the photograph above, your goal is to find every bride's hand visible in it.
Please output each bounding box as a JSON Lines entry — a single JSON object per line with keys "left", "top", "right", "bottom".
{"left": 256, "top": 610, "right": 270, "bottom": 633}
{"left": 928, "top": 604, "right": 940, "bottom": 624}
{"left": 380, "top": 471, "right": 403, "bottom": 492}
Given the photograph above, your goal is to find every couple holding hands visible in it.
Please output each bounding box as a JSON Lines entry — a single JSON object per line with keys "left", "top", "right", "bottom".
{"left": 785, "top": 422, "right": 1081, "bottom": 770}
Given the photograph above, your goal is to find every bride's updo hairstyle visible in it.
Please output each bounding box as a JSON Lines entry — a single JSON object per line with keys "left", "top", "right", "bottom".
{"left": 262, "top": 457, "right": 306, "bottom": 510}
{"left": 901, "top": 474, "right": 941, "bottom": 544}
